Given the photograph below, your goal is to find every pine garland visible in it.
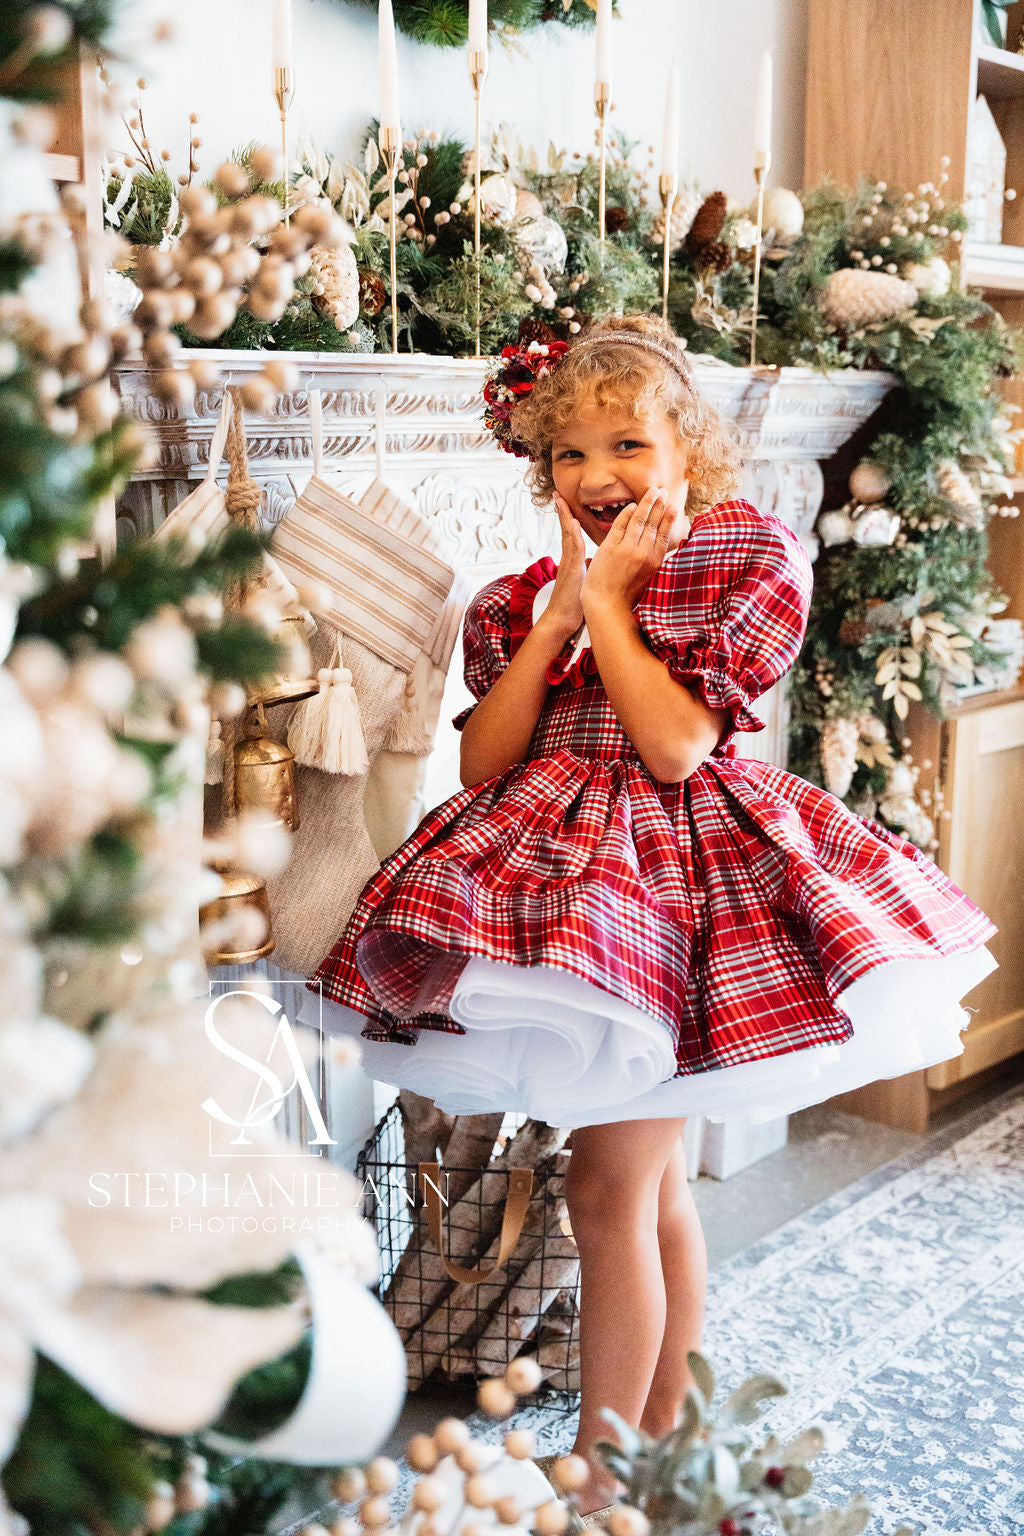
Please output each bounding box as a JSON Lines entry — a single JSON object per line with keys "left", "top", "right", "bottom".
{"left": 337, "top": 0, "right": 601, "bottom": 49}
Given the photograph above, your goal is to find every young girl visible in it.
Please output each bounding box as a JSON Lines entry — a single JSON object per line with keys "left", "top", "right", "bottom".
{"left": 305, "top": 314, "right": 998, "bottom": 1521}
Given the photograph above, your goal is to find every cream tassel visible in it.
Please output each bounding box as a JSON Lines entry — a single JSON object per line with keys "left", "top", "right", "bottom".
{"left": 287, "top": 640, "right": 369, "bottom": 775}
{"left": 382, "top": 671, "right": 435, "bottom": 756}
{"left": 204, "top": 718, "right": 225, "bottom": 785}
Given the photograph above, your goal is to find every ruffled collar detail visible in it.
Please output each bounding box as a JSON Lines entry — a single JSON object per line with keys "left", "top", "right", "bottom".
{"left": 508, "top": 557, "right": 599, "bottom": 689}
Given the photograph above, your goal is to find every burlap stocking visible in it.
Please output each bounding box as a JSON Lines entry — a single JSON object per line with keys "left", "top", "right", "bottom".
{"left": 264, "top": 619, "right": 405, "bottom": 976}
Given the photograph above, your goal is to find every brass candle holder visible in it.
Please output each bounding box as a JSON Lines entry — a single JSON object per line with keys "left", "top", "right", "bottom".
{"left": 468, "top": 47, "right": 488, "bottom": 360}
{"left": 750, "top": 148, "right": 772, "bottom": 367}
{"left": 380, "top": 125, "right": 401, "bottom": 354}
{"left": 658, "top": 172, "right": 677, "bottom": 324}
{"left": 595, "top": 81, "right": 610, "bottom": 257}
{"left": 274, "top": 65, "right": 295, "bottom": 227}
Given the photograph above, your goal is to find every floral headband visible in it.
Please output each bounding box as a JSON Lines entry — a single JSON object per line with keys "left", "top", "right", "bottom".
{"left": 482, "top": 332, "right": 693, "bottom": 458}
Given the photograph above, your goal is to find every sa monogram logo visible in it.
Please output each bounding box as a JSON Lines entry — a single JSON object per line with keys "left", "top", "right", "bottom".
{"left": 201, "top": 989, "right": 337, "bottom": 1148}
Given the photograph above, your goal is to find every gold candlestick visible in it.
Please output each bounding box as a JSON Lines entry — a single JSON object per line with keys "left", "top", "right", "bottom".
{"left": 468, "top": 48, "right": 488, "bottom": 359}
{"left": 595, "top": 81, "right": 610, "bottom": 257}
{"left": 749, "top": 149, "right": 771, "bottom": 367}
{"left": 658, "top": 172, "right": 677, "bottom": 324}
{"left": 380, "top": 126, "right": 401, "bottom": 354}
{"left": 274, "top": 66, "right": 295, "bottom": 226}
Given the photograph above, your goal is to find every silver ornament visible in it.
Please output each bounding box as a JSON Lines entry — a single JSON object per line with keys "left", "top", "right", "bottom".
{"left": 471, "top": 173, "right": 518, "bottom": 227}
{"left": 510, "top": 213, "right": 568, "bottom": 274}
{"left": 514, "top": 188, "right": 545, "bottom": 220}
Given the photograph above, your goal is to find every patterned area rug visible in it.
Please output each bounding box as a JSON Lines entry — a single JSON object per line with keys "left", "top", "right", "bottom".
{"left": 294, "top": 1085, "right": 1024, "bottom": 1536}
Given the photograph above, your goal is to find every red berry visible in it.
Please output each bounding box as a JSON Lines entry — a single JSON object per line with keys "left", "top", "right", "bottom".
{"left": 765, "top": 1466, "right": 786, "bottom": 1489}
{"left": 719, "top": 1522, "right": 741, "bottom": 1536}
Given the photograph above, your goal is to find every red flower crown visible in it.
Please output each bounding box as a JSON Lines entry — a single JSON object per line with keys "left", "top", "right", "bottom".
{"left": 482, "top": 340, "right": 569, "bottom": 457}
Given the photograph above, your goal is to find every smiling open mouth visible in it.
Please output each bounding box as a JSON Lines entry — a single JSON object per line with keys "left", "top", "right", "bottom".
{"left": 584, "top": 500, "right": 631, "bottom": 521}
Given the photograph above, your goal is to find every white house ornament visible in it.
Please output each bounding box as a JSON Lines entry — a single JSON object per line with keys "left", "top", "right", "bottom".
{"left": 851, "top": 502, "right": 901, "bottom": 546}
{"left": 817, "top": 507, "right": 858, "bottom": 547}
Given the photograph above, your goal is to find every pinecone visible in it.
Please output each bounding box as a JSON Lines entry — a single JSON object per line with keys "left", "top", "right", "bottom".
{"left": 696, "top": 241, "right": 735, "bottom": 275}
{"left": 937, "top": 460, "right": 983, "bottom": 526}
{"left": 517, "top": 317, "right": 560, "bottom": 347}
{"left": 358, "top": 270, "right": 388, "bottom": 317}
{"left": 684, "top": 191, "right": 728, "bottom": 255}
{"left": 838, "top": 616, "right": 870, "bottom": 648}
{"left": 820, "top": 715, "right": 860, "bottom": 799}
{"left": 605, "top": 205, "right": 630, "bottom": 235}
{"left": 651, "top": 188, "right": 698, "bottom": 250}
{"left": 310, "top": 243, "right": 360, "bottom": 331}
{"left": 819, "top": 268, "right": 918, "bottom": 329}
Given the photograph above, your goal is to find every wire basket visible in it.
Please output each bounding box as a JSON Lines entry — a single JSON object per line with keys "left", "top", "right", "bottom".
{"left": 355, "top": 1101, "right": 581, "bottom": 1411}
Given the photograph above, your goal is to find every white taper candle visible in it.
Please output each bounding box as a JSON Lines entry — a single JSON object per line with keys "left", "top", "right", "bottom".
{"left": 595, "top": 0, "right": 612, "bottom": 96}
{"left": 754, "top": 50, "right": 773, "bottom": 162}
{"left": 272, "top": 0, "right": 293, "bottom": 71}
{"left": 661, "top": 62, "right": 679, "bottom": 181}
{"left": 468, "top": 0, "right": 488, "bottom": 55}
{"left": 378, "top": 0, "right": 401, "bottom": 144}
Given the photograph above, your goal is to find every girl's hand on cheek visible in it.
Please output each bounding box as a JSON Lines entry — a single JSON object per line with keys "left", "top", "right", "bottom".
{"left": 544, "top": 493, "right": 588, "bottom": 638}
{"left": 582, "top": 487, "right": 683, "bottom": 613}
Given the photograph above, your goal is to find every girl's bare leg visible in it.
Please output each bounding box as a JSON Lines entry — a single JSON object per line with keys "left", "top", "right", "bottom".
{"left": 563, "top": 1117, "right": 689, "bottom": 1515}
{"left": 638, "top": 1133, "right": 708, "bottom": 1436}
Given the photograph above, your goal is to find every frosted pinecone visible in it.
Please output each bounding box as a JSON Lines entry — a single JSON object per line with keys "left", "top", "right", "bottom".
{"left": 819, "top": 268, "right": 918, "bottom": 329}
{"left": 310, "top": 241, "right": 360, "bottom": 331}
{"left": 937, "top": 460, "right": 983, "bottom": 526}
{"left": 652, "top": 188, "right": 699, "bottom": 250}
{"left": 820, "top": 714, "right": 860, "bottom": 799}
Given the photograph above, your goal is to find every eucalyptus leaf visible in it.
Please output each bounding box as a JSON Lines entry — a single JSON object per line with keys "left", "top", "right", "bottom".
{"left": 781, "top": 1465, "right": 815, "bottom": 1498}
{"left": 687, "top": 1350, "right": 716, "bottom": 1403}
{"left": 597, "top": 1406, "right": 642, "bottom": 1458}
{"left": 719, "top": 1372, "right": 788, "bottom": 1425}
{"left": 696, "top": 1488, "right": 727, "bottom": 1523}
{"left": 781, "top": 1427, "right": 826, "bottom": 1465}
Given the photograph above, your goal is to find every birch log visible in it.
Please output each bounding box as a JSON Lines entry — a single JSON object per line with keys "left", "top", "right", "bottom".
{"left": 383, "top": 1118, "right": 569, "bottom": 1340}
{"left": 397, "top": 1089, "right": 457, "bottom": 1170}
{"left": 403, "top": 1158, "right": 566, "bottom": 1387}
{"left": 472, "top": 1212, "right": 580, "bottom": 1375}
{"left": 536, "top": 1332, "right": 581, "bottom": 1392}
{"left": 440, "top": 1111, "right": 507, "bottom": 1205}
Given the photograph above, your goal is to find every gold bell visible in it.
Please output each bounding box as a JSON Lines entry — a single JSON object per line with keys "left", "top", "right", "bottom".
{"left": 199, "top": 864, "right": 275, "bottom": 964}
{"left": 247, "top": 612, "right": 319, "bottom": 707}
{"left": 233, "top": 703, "right": 300, "bottom": 831}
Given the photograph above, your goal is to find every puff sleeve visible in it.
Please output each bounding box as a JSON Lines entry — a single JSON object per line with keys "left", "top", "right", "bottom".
{"left": 451, "top": 573, "right": 516, "bottom": 732}
{"left": 637, "top": 500, "right": 813, "bottom": 745}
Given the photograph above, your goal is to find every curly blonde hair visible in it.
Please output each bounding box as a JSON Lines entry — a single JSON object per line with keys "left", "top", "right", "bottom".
{"left": 511, "top": 314, "right": 740, "bottom": 513}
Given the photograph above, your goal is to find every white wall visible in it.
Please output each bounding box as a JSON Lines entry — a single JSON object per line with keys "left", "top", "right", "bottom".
{"left": 108, "top": 0, "right": 809, "bottom": 205}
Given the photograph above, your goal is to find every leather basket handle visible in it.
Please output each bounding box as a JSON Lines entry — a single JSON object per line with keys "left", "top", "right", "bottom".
{"left": 418, "top": 1161, "right": 534, "bottom": 1285}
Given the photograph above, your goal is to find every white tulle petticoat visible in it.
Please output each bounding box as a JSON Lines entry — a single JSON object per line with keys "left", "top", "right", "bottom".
{"left": 301, "top": 942, "right": 999, "bottom": 1128}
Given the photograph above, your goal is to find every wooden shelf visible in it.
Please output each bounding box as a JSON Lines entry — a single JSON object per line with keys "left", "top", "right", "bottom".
{"left": 43, "top": 152, "right": 80, "bottom": 183}
{"left": 964, "top": 239, "right": 1024, "bottom": 292}
{"left": 977, "top": 42, "right": 1024, "bottom": 98}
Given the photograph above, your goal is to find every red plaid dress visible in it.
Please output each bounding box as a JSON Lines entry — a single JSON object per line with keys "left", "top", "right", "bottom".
{"left": 307, "top": 498, "right": 998, "bottom": 1126}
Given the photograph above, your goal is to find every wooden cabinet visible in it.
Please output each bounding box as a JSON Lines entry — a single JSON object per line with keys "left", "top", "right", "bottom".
{"left": 805, "top": 0, "right": 1024, "bottom": 1129}
{"left": 830, "top": 683, "right": 1024, "bottom": 1132}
